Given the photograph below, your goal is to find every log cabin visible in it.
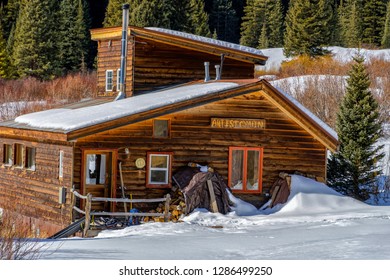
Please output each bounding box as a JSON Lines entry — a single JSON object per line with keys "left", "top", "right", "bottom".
{"left": 0, "top": 25, "right": 338, "bottom": 236}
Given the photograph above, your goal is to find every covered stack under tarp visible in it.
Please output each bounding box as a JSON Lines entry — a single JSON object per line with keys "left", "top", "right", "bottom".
{"left": 173, "top": 166, "right": 232, "bottom": 214}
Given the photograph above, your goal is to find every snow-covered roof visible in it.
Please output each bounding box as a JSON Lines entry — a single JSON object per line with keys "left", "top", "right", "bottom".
{"left": 146, "top": 27, "right": 264, "bottom": 57}
{"left": 14, "top": 82, "right": 240, "bottom": 132}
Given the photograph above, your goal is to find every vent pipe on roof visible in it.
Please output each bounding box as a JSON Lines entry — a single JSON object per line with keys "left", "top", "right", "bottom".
{"left": 204, "top": 62, "right": 210, "bottom": 82}
{"left": 220, "top": 54, "right": 225, "bottom": 79}
{"left": 215, "top": 65, "right": 221, "bottom": 80}
{"left": 115, "top": 3, "right": 130, "bottom": 101}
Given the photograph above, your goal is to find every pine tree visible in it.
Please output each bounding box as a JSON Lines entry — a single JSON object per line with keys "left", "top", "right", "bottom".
{"left": 12, "top": 0, "right": 60, "bottom": 80}
{"left": 329, "top": 0, "right": 341, "bottom": 46}
{"left": 284, "top": 0, "right": 333, "bottom": 57}
{"left": 361, "top": 0, "right": 387, "bottom": 47}
{"left": 258, "top": 21, "right": 269, "bottom": 49}
{"left": 327, "top": 55, "right": 384, "bottom": 200}
{"left": 1, "top": 0, "right": 20, "bottom": 39}
{"left": 264, "top": 0, "right": 284, "bottom": 48}
{"left": 382, "top": 1, "right": 390, "bottom": 48}
{"left": 130, "top": 0, "right": 171, "bottom": 28}
{"left": 239, "top": 0, "right": 262, "bottom": 48}
{"left": 210, "top": 0, "right": 239, "bottom": 42}
{"left": 339, "top": 0, "right": 362, "bottom": 48}
{"left": 188, "top": 0, "right": 211, "bottom": 37}
{"left": 0, "top": 20, "right": 11, "bottom": 78}
{"left": 59, "top": 0, "right": 90, "bottom": 73}
{"left": 103, "top": 0, "right": 128, "bottom": 27}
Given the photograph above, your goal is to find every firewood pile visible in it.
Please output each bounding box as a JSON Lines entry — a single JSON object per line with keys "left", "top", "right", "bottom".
{"left": 143, "top": 186, "right": 187, "bottom": 223}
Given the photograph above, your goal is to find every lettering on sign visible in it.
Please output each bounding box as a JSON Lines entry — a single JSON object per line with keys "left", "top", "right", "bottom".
{"left": 210, "top": 118, "right": 266, "bottom": 129}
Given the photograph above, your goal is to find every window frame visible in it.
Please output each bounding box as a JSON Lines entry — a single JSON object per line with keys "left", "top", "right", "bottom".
{"left": 105, "top": 70, "right": 114, "bottom": 92}
{"left": 117, "top": 68, "right": 121, "bottom": 91}
{"left": 146, "top": 152, "right": 173, "bottom": 188}
{"left": 3, "top": 144, "right": 13, "bottom": 166}
{"left": 228, "top": 146, "right": 263, "bottom": 194}
{"left": 153, "top": 119, "right": 171, "bottom": 138}
{"left": 25, "top": 147, "right": 36, "bottom": 171}
{"left": 14, "top": 143, "right": 25, "bottom": 168}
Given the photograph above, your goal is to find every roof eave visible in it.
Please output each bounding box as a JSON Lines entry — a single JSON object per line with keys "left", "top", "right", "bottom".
{"left": 90, "top": 26, "right": 268, "bottom": 65}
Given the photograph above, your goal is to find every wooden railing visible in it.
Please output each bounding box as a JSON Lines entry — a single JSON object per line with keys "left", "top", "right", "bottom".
{"left": 71, "top": 188, "right": 171, "bottom": 236}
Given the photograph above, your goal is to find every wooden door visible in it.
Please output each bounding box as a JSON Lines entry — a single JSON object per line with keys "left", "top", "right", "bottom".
{"left": 82, "top": 150, "right": 117, "bottom": 212}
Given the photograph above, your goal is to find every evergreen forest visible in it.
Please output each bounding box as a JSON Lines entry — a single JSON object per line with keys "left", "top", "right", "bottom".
{"left": 1, "top": 0, "right": 390, "bottom": 80}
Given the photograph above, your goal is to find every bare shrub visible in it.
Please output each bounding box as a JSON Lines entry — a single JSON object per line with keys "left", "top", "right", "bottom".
{"left": 273, "top": 75, "right": 346, "bottom": 129}
{"left": 0, "top": 72, "right": 97, "bottom": 121}
{"left": 272, "top": 55, "right": 390, "bottom": 130}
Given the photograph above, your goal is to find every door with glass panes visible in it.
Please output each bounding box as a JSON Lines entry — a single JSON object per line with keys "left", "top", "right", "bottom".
{"left": 83, "top": 150, "right": 116, "bottom": 212}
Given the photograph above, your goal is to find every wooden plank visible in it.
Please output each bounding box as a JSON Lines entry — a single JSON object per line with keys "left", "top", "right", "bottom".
{"left": 207, "top": 180, "right": 218, "bottom": 213}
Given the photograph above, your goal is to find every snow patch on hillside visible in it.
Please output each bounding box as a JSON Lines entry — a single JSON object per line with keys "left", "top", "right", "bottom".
{"left": 257, "top": 47, "right": 390, "bottom": 71}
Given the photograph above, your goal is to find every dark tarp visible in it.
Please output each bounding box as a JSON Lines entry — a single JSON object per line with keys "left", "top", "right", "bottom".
{"left": 172, "top": 166, "right": 200, "bottom": 190}
{"left": 173, "top": 167, "right": 232, "bottom": 214}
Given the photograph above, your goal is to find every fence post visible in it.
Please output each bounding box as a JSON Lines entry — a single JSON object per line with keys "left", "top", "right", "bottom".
{"left": 83, "top": 193, "right": 92, "bottom": 237}
{"left": 164, "top": 194, "right": 171, "bottom": 222}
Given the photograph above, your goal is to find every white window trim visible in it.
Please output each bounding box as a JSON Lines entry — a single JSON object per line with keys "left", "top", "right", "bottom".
{"left": 105, "top": 70, "right": 113, "bottom": 91}
{"left": 148, "top": 153, "right": 170, "bottom": 185}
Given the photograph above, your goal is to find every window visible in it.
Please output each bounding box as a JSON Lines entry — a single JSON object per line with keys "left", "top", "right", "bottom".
{"left": 153, "top": 119, "right": 170, "bottom": 138}
{"left": 14, "top": 144, "right": 24, "bottom": 167}
{"left": 25, "top": 147, "right": 36, "bottom": 171}
{"left": 117, "top": 69, "right": 121, "bottom": 91}
{"left": 147, "top": 152, "right": 172, "bottom": 187}
{"left": 228, "top": 147, "right": 263, "bottom": 193}
{"left": 59, "top": 150, "right": 64, "bottom": 179}
{"left": 105, "top": 70, "right": 113, "bottom": 91}
{"left": 85, "top": 154, "right": 107, "bottom": 185}
{"left": 3, "top": 144, "right": 13, "bottom": 165}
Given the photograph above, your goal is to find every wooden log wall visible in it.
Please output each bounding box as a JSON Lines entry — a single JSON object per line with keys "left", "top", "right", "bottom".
{"left": 96, "top": 37, "right": 134, "bottom": 97}
{"left": 133, "top": 38, "right": 254, "bottom": 93}
{"left": 74, "top": 91, "right": 326, "bottom": 208}
{"left": 0, "top": 139, "right": 74, "bottom": 236}
{"left": 96, "top": 36, "right": 255, "bottom": 96}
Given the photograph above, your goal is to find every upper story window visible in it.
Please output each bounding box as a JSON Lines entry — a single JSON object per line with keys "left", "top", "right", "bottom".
{"left": 25, "top": 147, "right": 36, "bottom": 171}
{"left": 147, "top": 152, "right": 172, "bottom": 188}
{"left": 228, "top": 147, "right": 263, "bottom": 193}
{"left": 3, "top": 144, "right": 13, "bottom": 165}
{"left": 153, "top": 119, "right": 170, "bottom": 138}
{"left": 14, "top": 144, "right": 24, "bottom": 168}
{"left": 106, "top": 70, "right": 113, "bottom": 91}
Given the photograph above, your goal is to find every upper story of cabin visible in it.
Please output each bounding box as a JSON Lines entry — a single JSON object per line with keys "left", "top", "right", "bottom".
{"left": 90, "top": 26, "right": 268, "bottom": 97}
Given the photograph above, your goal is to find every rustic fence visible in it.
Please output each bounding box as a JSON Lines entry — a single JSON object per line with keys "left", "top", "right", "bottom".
{"left": 71, "top": 188, "right": 171, "bottom": 236}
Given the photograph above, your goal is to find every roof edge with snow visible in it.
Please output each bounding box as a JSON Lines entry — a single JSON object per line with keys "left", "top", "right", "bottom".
{"left": 90, "top": 25, "right": 268, "bottom": 65}
{"left": 1, "top": 79, "right": 338, "bottom": 151}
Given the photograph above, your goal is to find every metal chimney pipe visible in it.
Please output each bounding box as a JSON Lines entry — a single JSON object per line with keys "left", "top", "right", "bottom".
{"left": 115, "top": 3, "right": 130, "bottom": 101}
{"left": 215, "top": 65, "right": 221, "bottom": 80}
{"left": 204, "top": 62, "right": 210, "bottom": 82}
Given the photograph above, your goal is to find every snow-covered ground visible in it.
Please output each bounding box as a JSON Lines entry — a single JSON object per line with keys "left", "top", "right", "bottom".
{"left": 37, "top": 175, "right": 390, "bottom": 260}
